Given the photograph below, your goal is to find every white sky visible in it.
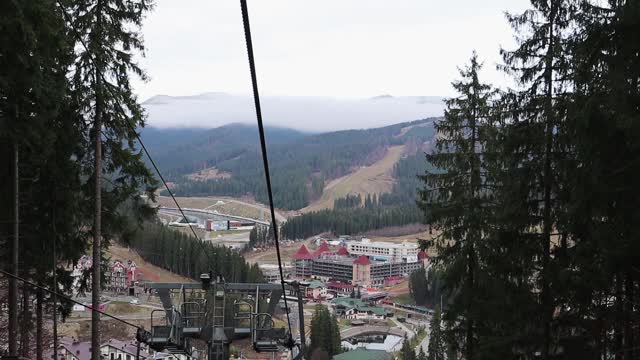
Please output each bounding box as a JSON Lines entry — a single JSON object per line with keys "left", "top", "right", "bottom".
{"left": 133, "top": 0, "right": 530, "bottom": 102}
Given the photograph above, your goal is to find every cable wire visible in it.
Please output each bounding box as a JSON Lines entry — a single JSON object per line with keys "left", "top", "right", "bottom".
{"left": 239, "top": 0, "right": 294, "bottom": 345}
{"left": 0, "top": 269, "right": 143, "bottom": 330}
{"left": 54, "top": 1, "right": 212, "bottom": 265}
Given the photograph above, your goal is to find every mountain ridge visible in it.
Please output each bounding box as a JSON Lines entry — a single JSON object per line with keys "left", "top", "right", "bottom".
{"left": 141, "top": 92, "right": 445, "bottom": 131}
{"left": 142, "top": 118, "right": 438, "bottom": 210}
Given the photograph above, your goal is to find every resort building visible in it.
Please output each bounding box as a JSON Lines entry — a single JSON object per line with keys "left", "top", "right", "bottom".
{"left": 292, "top": 240, "right": 428, "bottom": 287}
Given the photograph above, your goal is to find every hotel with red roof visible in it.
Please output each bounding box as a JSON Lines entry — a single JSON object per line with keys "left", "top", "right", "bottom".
{"left": 292, "top": 238, "right": 428, "bottom": 287}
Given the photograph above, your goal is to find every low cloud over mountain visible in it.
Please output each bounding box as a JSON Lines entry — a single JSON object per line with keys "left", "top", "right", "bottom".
{"left": 142, "top": 92, "right": 445, "bottom": 132}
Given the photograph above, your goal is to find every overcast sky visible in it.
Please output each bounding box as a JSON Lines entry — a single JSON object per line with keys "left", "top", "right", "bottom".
{"left": 134, "top": 0, "right": 531, "bottom": 129}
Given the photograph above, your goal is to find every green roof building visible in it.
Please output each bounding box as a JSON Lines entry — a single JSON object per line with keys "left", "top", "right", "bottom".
{"left": 333, "top": 349, "right": 393, "bottom": 360}
{"left": 332, "top": 297, "right": 389, "bottom": 319}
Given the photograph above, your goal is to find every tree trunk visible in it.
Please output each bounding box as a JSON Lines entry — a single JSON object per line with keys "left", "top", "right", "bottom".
{"left": 623, "top": 273, "right": 634, "bottom": 360}
{"left": 20, "top": 285, "right": 31, "bottom": 358}
{"left": 36, "top": 286, "right": 43, "bottom": 360}
{"left": 53, "top": 236, "right": 58, "bottom": 360}
{"left": 541, "top": 2, "right": 556, "bottom": 358}
{"left": 91, "top": 2, "right": 104, "bottom": 358}
{"left": 614, "top": 273, "right": 623, "bottom": 360}
{"left": 9, "top": 142, "right": 19, "bottom": 355}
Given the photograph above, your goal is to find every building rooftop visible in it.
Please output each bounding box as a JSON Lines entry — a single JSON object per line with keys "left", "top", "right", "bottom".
{"left": 314, "top": 255, "right": 357, "bottom": 266}
{"left": 333, "top": 349, "right": 393, "bottom": 360}
{"left": 354, "top": 255, "right": 371, "bottom": 265}
{"left": 102, "top": 338, "right": 149, "bottom": 358}
{"left": 336, "top": 246, "right": 349, "bottom": 255}
{"left": 293, "top": 244, "right": 314, "bottom": 260}
{"left": 307, "top": 280, "right": 325, "bottom": 289}
{"left": 326, "top": 281, "right": 354, "bottom": 289}
{"left": 313, "top": 242, "right": 331, "bottom": 257}
{"left": 332, "top": 297, "right": 387, "bottom": 316}
{"left": 348, "top": 240, "right": 419, "bottom": 250}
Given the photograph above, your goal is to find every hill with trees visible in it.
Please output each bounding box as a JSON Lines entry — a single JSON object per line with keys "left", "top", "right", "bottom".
{"left": 145, "top": 119, "right": 437, "bottom": 210}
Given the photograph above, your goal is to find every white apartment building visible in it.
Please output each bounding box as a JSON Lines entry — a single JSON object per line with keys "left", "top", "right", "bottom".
{"left": 346, "top": 238, "right": 419, "bottom": 262}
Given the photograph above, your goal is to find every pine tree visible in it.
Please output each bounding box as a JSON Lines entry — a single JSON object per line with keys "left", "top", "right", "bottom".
{"left": 66, "top": 1, "right": 156, "bottom": 357}
{"left": 427, "top": 306, "right": 445, "bottom": 360}
{"left": 498, "top": 1, "right": 576, "bottom": 357}
{"left": 307, "top": 305, "right": 341, "bottom": 358}
{"left": 418, "top": 52, "right": 496, "bottom": 359}
{"left": 417, "top": 347, "right": 427, "bottom": 360}
{"left": 0, "top": 1, "right": 84, "bottom": 357}
{"left": 401, "top": 337, "right": 416, "bottom": 360}
{"left": 564, "top": 1, "right": 640, "bottom": 358}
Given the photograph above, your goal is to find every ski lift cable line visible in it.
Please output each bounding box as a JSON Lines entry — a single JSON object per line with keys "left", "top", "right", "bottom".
{"left": 0, "top": 268, "right": 143, "bottom": 330}
{"left": 54, "top": 1, "right": 213, "bottom": 265}
{"left": 239, "top": 0, "right": 294, "bottom": 344}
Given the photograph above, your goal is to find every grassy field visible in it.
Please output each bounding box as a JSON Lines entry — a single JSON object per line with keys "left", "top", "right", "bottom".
{"left": 369, "top": 230, "right": 433, "bottom": 244}
{"left": 155, "top": 195, "right": 285, "bottom": 222}
{"left": 303, "top": 145, "right": 405, "bottom": 212}
{"left": 208, "top": 229, "right": 251, "bottom": 236}
{"left": 391, "top": 293, "right": 413, "bottom": 305}
{"left": 106, "top": 301, "right": 152, "bottom": 316}
{"left": 186, "top": 167, "right": 231, "bottom": 181}
{"left": 108, "top": 244, "right": 195, "bottom": 283}
{"left": 244, "top": 238, "right": 315, "bottom": 265}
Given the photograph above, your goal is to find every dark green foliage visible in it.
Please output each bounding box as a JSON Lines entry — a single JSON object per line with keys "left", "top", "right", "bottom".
{"left": 307, "top": 305, "right": 342, "bottom": 359}
{"left": 334, "top": 194, "right": 362, "bottom": 209}
{"left": 400, "top": 338, "right": 416, "bottom": 360}
{"left": 283, "top": 150, "right": 435, "bottom": 239}
{"left": 0, "top": 0, "right": 157, "bottom": 355}
{"left": 129, "top": 221, "right": 263, "bottom": 283}
{"left": 559, "top": 1, "right": 640, "bottom": 358}
{"left": 0, "top": 2, "right": 83, "bottom": 352}
{"left": 281, "top": 204, "right": 421, "bottom": 240}
{"left": 409, "top": 268, "right": 446, "bottom": 308}
{"left": 247, "top": 224, "right": 273, "bottom": 249}
{"left": 310, "top": 348, "right": 331, "bottom": 360}
{"left": 496, "top": 1, "right": 577, "bottom": 357}
{"left": 417, "top": 2, "right": 640, "bottom": 360}
{"left": 427, "top": 306, "right": 444, "bottom": 360}
{"left": 69, "top": 0, "right": 158, "bottom": 244}
{"left": 418, "top": 53, "right": 497, "bottom": 359}
{"left": 417, "top": 347, "right": 427, "bottom": 360}
{"left": 159, "top": 119, "right": 437, "bottom": 209}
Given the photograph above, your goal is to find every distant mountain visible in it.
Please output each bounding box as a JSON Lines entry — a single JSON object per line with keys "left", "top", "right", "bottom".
{"left": 143, "top": 118, "right": 438, "bottom": 210}
{"left": 139, "top": 123, "right": 308, "bottom": 176}
{"left": 142, "top": 92, "right": 445, "bottom": 132}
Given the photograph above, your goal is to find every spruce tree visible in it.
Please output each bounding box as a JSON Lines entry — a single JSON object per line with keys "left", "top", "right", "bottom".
{"left": 427, "top": 306, "right": 445, "bottom": 360}
{"left": 418, "top": 52, "right": 496, "bottom": 359}
{"left": 564, "top": 1, "right": 640, "bottom": 358}
{"left": 498, "top": 1, "right": 576, "bottom": 357}
{"left": 66, "top": 1, "right": 156, "bottom": 357}
{"left": 401, "top": 337, "right": 416, "bottom": 360}
{"left": 417, "top": 347, "right": 427, "bottom": 360}
{"left": 0, "top": 1, "right": 83, "bottom": 357}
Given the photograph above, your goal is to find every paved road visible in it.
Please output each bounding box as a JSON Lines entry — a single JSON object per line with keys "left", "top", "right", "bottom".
{"left": 160, "top": 207, "right": 270, "bottom": 225}
{"left": 416, "top": 319, "right": 431, "bottom": 354}
{"left": 340, "top": 325, "right": 406, "bottom": 339}
{"left": 389, "top": 317, "right": 415, "bottom": 339}
{"left": 381, "top": 303, "right": 430, "bottom": 319}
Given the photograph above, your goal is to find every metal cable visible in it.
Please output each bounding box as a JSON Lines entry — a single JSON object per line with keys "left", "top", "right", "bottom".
{"left": 238, "top": 0, "right": 295, "bottom": 345}
{"left": 0, "top": 269, "right": 143, "bottom": 330}
{"left": 55, "top": 1, "right": 213, "bottom": 265}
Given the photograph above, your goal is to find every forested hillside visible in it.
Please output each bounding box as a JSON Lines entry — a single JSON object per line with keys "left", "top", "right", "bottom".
{"left": 281, "top": 153, "right": 433, "bottom": 238}
{"left": 130, "top": 220, "right": 264, "bottom": 283}
{"left": 149, "top": 119, "right": 436, "bottom": 209}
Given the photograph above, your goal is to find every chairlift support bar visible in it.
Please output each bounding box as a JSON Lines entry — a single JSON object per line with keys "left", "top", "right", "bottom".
{"left": 145, "top": 282, "right": 289, "bottom": 291}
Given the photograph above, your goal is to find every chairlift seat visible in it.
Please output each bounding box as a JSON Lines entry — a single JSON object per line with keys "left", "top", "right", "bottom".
{"left": 254, "top": 340, "right": 279, "bottom": 352}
